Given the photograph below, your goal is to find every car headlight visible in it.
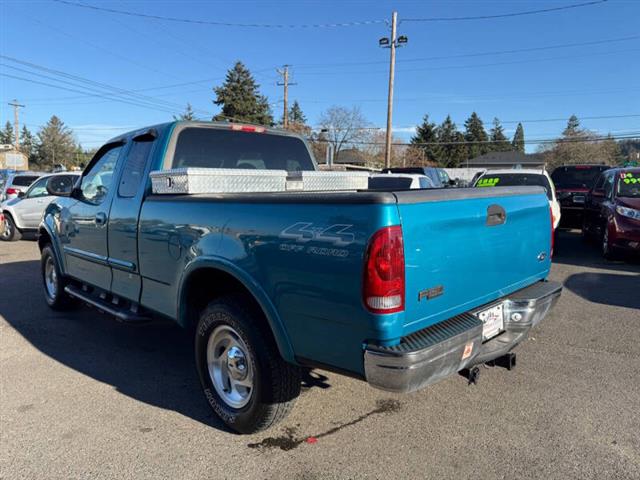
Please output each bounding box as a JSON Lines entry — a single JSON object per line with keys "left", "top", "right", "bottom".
{"left": 616, "top": 205, "right": 640, "bottom": 220}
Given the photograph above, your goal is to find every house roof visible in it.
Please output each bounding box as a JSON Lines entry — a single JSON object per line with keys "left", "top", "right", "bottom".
{"left": 467, "top": 151, "right": 544, "bottom": 166}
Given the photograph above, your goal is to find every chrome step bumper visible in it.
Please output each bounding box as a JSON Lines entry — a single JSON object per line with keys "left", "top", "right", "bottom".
{"left": 364, "top": 281, "right": 562, "bottom": 393}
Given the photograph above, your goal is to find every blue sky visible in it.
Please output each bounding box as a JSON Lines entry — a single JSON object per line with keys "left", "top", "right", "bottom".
{"left": 1, "top": 0, "right": 639, "bottom": 153}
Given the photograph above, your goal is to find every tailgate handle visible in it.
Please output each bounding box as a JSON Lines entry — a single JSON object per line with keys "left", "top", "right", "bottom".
{"left": 486, "top": 204, "right": 506, "bottom": 226}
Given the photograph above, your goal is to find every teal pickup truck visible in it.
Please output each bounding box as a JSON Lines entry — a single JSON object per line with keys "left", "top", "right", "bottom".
{"left": 39, "top": 121, "right": 561, "bottom": 433}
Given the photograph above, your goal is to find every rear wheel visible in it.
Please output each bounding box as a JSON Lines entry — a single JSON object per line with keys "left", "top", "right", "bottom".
{"left": 41, "top": 245, "right": 76, "bottom": 310}
{"left": 195, "top": 295, "right": 301, "bottom": 434}
{"left": 1, "top": 214, "right": 21, "bottom": 242}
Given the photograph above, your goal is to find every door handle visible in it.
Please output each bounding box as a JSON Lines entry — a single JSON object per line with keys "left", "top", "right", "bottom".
{"left": 95, "top": 212, "right": 107, "bottom": 225}
{"left": 486, "top": 204, "right": 506, "bottom": 226}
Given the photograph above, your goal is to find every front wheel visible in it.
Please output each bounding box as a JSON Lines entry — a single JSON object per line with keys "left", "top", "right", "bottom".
{"left": 601, "top": 225, "right": 617, "bottom": 260}
{"left": 195, "top": 295, "right": 301, "bottom": 434}
{"left": 1, "top": 214, "right": 21, "bottom": 241}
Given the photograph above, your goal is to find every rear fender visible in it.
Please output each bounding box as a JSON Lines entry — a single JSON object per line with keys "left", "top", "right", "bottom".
{"left": 178, "top": 256, "right": 296, "bottom": 363}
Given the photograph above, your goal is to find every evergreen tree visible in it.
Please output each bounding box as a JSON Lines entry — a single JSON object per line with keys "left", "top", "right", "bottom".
{"left": 464, "top": 112, "right": 489, "bottom": 159}
{"left": 289, "top": 100, "right": 306, "bottom": 124}
{"left": 563, "top": 114, "right": 581, "bottom": 136}
{"left": 436, "top": 115, "right": 467, "bottom": 167}
{"left": 1, "top": 121, "right": 14, "bottom": 145}
{"left": 35, "top": 116, "right": 77, "bottom": 170}
{"left": 213, "top": 61, "right": 273, "bottom": 125}
{"left": 489, "top": 118, "right": 511, "bottom": 152}
{"left": 411, "top": 114, "right": 440, "bottom": 164}
{"left": 20, "top": 125, "right": 36, "bottom": 160}
{"left": 512, "top": 122, "right": 525, "bottom": 153}
{"left": 174, "top": 103, "right": 195, "bottom": 121}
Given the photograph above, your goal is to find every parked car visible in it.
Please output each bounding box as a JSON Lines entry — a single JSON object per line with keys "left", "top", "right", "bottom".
{"left": 0, "top": 171, "right": 44, "bottom": 202}
{"left": 583, "top": 167, "right": 640, "bottom": 258}
{"left": 1, "top": 172, "right": 79, "bottom": 241}
{"left": 38, "top": 121, "right": 561, "bottom": 434}
{"left": 474, "top": 169, "right": 561, "bottom": 230}
{"left": 381, "top": 167, "right": 453, "bottom": 188}
{"left": 368, "top": 173, "right": 435, "bottom": 190}
{"left": 551, "top": 164, "right": 610, "bottom": 228}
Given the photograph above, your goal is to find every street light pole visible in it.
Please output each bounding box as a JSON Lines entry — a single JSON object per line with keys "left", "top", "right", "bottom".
{"left": 384, "top": 11, "right": 397, "bottom": 169}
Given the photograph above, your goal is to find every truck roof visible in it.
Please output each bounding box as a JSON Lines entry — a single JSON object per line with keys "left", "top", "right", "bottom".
{"left": 105, "top": 121, "right": 302, "bottom": 145}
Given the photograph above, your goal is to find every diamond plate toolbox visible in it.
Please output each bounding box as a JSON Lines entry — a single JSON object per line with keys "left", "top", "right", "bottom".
{"left": 300, "top": 171, "right": 369, "bottom": 191}
{"left": 150, "top": 168, "right": 289, "bottom": 194}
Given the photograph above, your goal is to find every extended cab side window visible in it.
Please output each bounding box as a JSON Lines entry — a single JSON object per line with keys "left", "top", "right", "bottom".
{"left": 81, "top": 146, "right": 123, "bottom": 205}
{"left": 119, "top": 135, "right": 155, "bottom": 198}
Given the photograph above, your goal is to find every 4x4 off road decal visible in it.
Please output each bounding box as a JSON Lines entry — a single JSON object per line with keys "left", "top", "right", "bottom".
{"left": 279, "top": 222, "right": 355, "bottom": 246}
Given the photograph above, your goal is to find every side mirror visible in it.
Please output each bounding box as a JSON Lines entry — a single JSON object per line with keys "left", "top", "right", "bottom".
{"left": 45, "top": 176, "right": 77, "bottom": 197}
{"left": 17, "top": 191, "right": 25, "bottom": 198}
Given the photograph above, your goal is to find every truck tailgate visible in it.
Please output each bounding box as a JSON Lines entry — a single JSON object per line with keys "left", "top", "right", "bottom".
{"left": 395, "top": 186, "right": 552, "bottom": 336}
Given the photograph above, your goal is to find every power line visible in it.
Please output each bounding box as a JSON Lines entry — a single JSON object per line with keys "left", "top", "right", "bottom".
{"left": 313, "top": 132, "right": 640, "bottom": 147}
{"left": 0, "top": 55, "right": 212, "bottom": 115}
{"left": 310, "top": 114, "right": 640, "bottom": 132}
{"left": 51, "top": 0, "right": 387, "bottom": 28}
{"left": 402, "top": 0, "right": 608, "bottom": 22}
{"left": 292, "top": 33, "right": 640, "bottom": 69}
{"left": 293, "top": 47, "right": 640, "bottom": 77}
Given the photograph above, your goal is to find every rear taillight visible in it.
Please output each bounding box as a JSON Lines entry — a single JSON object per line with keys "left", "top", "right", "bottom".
{"left": 550, "top": 207, "right": 555, "bottom": 258}
{"left": 6, "top": 188, "right": 18, "bottom": 195}
{"left": 363, "top": 225, "right": 405, "bottom": 314}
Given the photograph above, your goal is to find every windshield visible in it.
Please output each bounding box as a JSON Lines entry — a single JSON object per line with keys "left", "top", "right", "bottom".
{"left": 172, "top": 127, "right": 315, "bottom": 172}
{"left": 617, "top": 171, "right": 640, "bottom": 198}
{"left": 551, "top": 166, "right": 608, "bottom": 189}
{"left": 476, "top": 173, "right": 553, "bottom": 200}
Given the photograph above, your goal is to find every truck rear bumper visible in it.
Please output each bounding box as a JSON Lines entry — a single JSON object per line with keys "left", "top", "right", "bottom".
{"left": 364, "top": 280, "right": 562, "bottom": 393}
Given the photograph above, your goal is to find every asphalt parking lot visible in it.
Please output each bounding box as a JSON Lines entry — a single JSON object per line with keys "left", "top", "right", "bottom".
{"left": 1, "top": 231, "right": 639, "bottom": 480}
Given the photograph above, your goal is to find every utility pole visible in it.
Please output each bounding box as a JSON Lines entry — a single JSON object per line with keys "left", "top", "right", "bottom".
{"left": 379, "top": 12, "right": 408, "bottom": 169}
{"left": 8, "top": 99, "right": 25, "bottom": 151}
{"left": 277, "top": 65, "right": 296, "bottom": 129}
{"left": 384, "top": 12, "right": 397, "bottom": 169}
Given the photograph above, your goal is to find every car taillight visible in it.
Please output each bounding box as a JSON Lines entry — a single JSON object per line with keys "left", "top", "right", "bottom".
{"left": 6, "top": 188, "right": 18, "bottom": 195}
{"left": 363, "top": 225, "right": 405, "bottom": 314}
{"left": 550, "top": 207, "right": 555, "bottom": 258}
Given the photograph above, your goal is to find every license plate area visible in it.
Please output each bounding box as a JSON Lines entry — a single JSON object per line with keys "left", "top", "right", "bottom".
{"left": 573, "top": 195, "right": 585, "bottom": 204}
{"left": 475, "top": 303, "right": 504, "bottom": 341}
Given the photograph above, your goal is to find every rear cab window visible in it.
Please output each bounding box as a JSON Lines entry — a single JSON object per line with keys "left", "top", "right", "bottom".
{"left": 168, "top": 126, "right": 315, "bottom": 172}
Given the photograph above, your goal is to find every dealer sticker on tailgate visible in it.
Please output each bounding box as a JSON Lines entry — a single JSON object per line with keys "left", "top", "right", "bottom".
{"left": 476, "top": 304, "right": 504, "bottom": 341}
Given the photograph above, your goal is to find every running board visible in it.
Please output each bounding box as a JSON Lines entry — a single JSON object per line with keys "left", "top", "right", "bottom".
{"left": 64, "top": 285, "right": 151, "bottom": 323}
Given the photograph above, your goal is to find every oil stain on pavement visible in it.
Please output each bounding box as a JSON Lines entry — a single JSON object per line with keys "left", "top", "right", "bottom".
{"left": 248, "top": 399, "right": 402, "bottom": 451}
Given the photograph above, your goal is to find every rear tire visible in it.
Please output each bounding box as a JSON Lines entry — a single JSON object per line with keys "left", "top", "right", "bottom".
{"left": 195, "top": 294, "right": 301, "bottom": 434}
{"left": 41, "top": 245, "right": 76, "bottom": 310}
{"left": 1, "top": 214, "right": 21, "bottom": 242}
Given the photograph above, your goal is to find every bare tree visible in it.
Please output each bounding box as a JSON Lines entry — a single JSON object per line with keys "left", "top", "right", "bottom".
{"left": 318, "top": 106, "right": 370, "bottom": 158}
{"left": 539, "top": 116, "right": 620, "bottom": 169}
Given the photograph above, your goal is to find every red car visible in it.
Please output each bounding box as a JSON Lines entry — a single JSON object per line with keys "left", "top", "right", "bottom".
{"left": 551, "top": 164, "right": 610, "bottom": 228}
{"left": 583, "top": 167, "right": 640, "bottom": 258}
